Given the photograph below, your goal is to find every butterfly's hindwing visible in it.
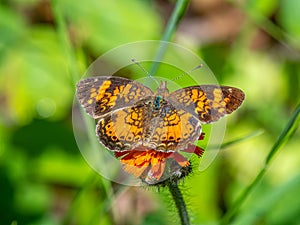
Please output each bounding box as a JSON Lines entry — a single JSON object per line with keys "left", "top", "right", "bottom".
{"left": 148, "top": 100, "right": 202, "bottom": 151}
{"left": 96, "top": 97, "right": 202, "bottom": 152}
{"left": 96, "top": 97, "right": 152, "bottom": 151}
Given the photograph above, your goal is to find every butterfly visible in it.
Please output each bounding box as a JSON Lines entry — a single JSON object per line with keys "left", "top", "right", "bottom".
{"left": 76, "top": 76, "right": 245, "bottom": 183}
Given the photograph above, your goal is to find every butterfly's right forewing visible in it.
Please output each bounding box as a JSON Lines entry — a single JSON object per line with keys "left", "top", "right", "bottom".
{"left": 169, "top": 85, "right": 245, "bottom": 124}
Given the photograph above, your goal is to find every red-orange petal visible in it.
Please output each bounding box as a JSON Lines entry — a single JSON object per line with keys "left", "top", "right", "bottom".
{"left": 182, "top": 144, "right": 205, "bottom": 157}
{"left": 198, "top": 132, "right": 205, "bottom": 140}
{"left": 123, "top": 163, "right": 149, "bottom": 178}
{"left": 114, "top": 150, "right": 131, "bottom": 158}
{"left": 171, "top": 152, "right": 190, "bottom": 167}
{"left": 149, "top": 158, "right": 166, "bottom": 180}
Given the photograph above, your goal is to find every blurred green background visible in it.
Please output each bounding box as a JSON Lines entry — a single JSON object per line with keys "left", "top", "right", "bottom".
{"left": 0, "top": 0, "right": 299, "bottom": 225}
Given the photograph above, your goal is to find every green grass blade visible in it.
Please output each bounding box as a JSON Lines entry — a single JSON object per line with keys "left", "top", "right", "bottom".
{"left": 51, "top": 1, "right": 115, "bottom": 224}
{"left": 206, "top": 129, "right": 264, "bottom": 151}
{"left": 265, "top": 104, "right": 300, "bottom": 164}
{"left": 51, "top": 0, "right": 80, "bottom": 86}
{"left": 232, "top": 173, "right": 300, "bottom": 225}
{"left": 161, "top": 0, "right": 190, "bottom": 42}
{"left": 220, "top": 103, "right": 300, "bottom": 225}
{"left": 149, "top": 0, "right": 190, "bottom": 76}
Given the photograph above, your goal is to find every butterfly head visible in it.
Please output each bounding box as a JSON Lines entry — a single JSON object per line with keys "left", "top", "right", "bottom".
{"left": 156, "top": 81, "right": 169, "bottom": 97}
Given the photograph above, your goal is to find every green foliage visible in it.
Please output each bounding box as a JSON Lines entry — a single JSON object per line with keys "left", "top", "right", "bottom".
{"left": 0, "top": 0, "right": 299, "bottom": 225}
{"left": 277, "top": 0, "right": 300, "bottom": 40}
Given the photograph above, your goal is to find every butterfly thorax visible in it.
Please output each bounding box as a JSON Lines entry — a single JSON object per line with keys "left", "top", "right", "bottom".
{"left": 153, "top": 96, "right": 163, "bottom": 110}
{"left": 152, "top": 81, "right": 169, "bottom": 111}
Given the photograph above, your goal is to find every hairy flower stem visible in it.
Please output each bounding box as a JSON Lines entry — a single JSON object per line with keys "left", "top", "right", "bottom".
{"left": 168, "top": 183, "right": 190, "bottom": 225}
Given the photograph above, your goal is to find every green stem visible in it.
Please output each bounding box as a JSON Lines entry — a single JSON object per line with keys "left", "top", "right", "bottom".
{"left": 161, "top": 0, "right": 190, "bottom": 43}
{"left": 156, "top": 2, "right": 191, "bottom": 222}
{"left": 168, "top": 183, "right": 190, "bottom": 225}
{"left": 51, "top": 0, "right": 80, "bottom": 86}
{"left": 149, "top": 0, "right": 190, "bottom": 76}
{"left": 51, "top": 1, "right": 115, "bottom": 224}
{"left": 154, "top": 2, "right": 190, "bottom": 224}
{"left": 220, "top": 103, "right": 300, "bottom": 225}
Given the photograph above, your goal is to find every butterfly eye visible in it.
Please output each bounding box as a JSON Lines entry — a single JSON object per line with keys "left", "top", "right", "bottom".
{"left": 145, "top": 100, "right": 152, "bottom": 105}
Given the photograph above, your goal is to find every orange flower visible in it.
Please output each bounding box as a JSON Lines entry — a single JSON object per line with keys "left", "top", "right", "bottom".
{"left": 114, "top": 134, "right": 205, "bottom": 185}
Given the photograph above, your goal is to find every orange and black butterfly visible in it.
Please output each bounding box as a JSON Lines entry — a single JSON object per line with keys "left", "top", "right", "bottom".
{"left": 76, "top": 76, "right": 244, "bottom": 183}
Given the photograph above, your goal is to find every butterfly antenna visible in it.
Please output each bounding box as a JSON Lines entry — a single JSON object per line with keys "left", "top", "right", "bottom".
{"left": 131, "top": 59, "right": 160, "bottom": 86}
{"left": 172, "top": 63, "right": 204, "bottom": 81}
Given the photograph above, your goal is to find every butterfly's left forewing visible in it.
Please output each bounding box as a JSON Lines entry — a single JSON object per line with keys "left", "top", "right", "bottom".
{"left": 169, "top": 85, "right": 245, "bottom": 124}
{"left": 76, "top": 76, "right": 153, "bottom": 118}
